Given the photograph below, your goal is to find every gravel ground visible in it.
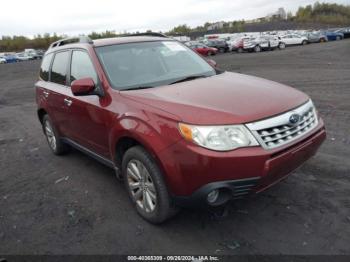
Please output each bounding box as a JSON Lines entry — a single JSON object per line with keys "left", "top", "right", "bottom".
{"left": 0, "top": 39, "right": 349, "bottom": 255}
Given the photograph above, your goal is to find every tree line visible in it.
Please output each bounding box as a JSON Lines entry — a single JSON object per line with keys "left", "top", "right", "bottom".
{"left": 294, "top": 2, "right": 350, "bottom": 24}
{"left": 1, "top": 2, "right": 349, "bottom": 52}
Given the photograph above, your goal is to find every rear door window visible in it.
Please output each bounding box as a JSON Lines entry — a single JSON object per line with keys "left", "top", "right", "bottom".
{"left": 39, "top": 53, "right": 53, "bottom": 81}
{"left": 51, "top": 51, "right": 70, "bottom": 85}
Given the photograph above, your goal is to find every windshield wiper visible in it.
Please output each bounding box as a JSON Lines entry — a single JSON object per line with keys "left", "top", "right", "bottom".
{"left": 169, "top": 75, "right": 207, "bottom": 85}
{"left": 121, "top": 86, "right": 154, "bottom": 91}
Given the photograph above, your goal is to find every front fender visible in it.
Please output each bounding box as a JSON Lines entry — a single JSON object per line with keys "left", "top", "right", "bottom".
{"left": 109, "top": 112, "right": 182, "bottom": 162}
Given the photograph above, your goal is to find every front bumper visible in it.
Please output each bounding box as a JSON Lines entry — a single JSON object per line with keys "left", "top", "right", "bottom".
{"left": 158, "top": 119, "right": 326, "bottom": 206}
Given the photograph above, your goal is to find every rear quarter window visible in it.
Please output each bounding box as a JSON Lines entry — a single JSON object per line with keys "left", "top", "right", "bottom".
{"left": 39, "top": 53, "right": 53, "bottom": 81}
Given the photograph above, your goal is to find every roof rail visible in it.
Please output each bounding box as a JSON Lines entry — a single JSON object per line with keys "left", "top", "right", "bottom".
{"left": 49, "top": 36, "right": 93, "bottom": 49}
{"left": 128, "top": 32, "right": 168, "bottom": 38}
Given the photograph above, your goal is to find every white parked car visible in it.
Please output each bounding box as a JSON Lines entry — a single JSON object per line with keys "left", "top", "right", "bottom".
{"left": 280, "top": 34, "right": 309, "bottom": 45}
{"left": 260, "top": 36, "right": 280, "bottom": 49}
{"left": 243, "top": 37, "right": 269, "bottom": 52}
{"left": 227, "top": 37, "right": 243, "bottom": 52}
{"left": 16, "top": 52, "right": 33, "bottom": 61}
{"left": 0, "top": 57, "right": 6, "bottom": 64}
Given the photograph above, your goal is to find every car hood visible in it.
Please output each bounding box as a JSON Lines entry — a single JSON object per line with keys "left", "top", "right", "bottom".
{"left": 120, "top": 72, "right": 309, "bottom": 125}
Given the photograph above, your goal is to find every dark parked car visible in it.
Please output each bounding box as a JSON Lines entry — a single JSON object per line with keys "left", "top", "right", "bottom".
{"left": 333, "top": 28, "right": 350, "bottom": 39}
{"left": 323, "top": 31, "right": 344, "bottom": 41}
{"left": 2, "top": 54, "right": 18, "bottom": 63}
{"left": 203, "top": 39, "right": 229, "bottom": 53}
{"left": 36, "top": 35, "right": 326, "bottom": 223}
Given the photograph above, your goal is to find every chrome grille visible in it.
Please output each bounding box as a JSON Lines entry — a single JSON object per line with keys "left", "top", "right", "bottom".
{"left": 246, "top": 100, "right": 318, "bottom": 149}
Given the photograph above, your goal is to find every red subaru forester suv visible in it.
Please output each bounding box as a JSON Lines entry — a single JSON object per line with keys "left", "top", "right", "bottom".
{"left": 36, "top": 34, "right": 326, "bottom": 223}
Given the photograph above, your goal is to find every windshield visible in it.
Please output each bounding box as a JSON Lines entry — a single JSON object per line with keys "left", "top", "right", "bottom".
{"left": 95, "top": 41, "right": 216, "bottom": 90}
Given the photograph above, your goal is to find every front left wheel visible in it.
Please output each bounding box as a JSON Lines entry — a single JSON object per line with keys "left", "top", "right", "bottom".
{"left": 254, "top": 45, "right": 261, "bottom": 52}
{"left": 279, "top": 42, "right": 286, "bottom": 49}
{"left": 122, "top": 146, "right": 178, "bottom": 224}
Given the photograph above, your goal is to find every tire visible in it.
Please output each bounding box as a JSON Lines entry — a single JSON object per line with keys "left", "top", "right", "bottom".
{"left": 279, "top": 42, "right": 286, "bottom": 49}
{"left": 42, "top": 115, "right": 70, "bottom": 155}
{"left": 302, "top": 40, "right": 308, "bottom": 45}
{"left": 207, "top": 51, "right": 213, "bottom": 56}
{"left": 254, "top": 45, "right": 261, "bottom": 53}
{"left": 237, "top": 47, "right": 243, "bottom": 53}
{"left": 122, "top": 146, "right": 178, "bottom": 224}
{"left": 320, "top": 38, "right": 325, "bottom": 43}
{"left": 336, "top": 36, "right": 341, "bottom": 41}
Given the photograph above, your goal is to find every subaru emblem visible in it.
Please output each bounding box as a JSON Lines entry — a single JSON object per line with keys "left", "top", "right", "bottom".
{"left": 289, "top": 114, "right": 300, "bottom": 125}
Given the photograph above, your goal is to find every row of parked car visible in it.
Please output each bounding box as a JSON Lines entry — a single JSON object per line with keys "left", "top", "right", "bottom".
{"left": 0, "top": 49, "right": 44, "bottom": 64}
{"left": 184, "top": 27, "right": 349, "bottom": 56}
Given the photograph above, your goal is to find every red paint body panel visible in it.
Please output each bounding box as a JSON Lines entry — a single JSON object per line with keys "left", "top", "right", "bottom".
{"left": 256, "top": 126, "right": 326, "bottom": 193}
{"left": 194, "top": 47, "right": 218, "bottom": 56}
{"left": 71, "top": 77, "right": 95, "bottom": 95}
{"left": 158, "top": 120, "right": 325, "bottom": 195}
{"left": 36, "top": 38, "right": 326, "bottom": 200}
{"left": 120, "top": 72, "right": 309, "bottom": 125}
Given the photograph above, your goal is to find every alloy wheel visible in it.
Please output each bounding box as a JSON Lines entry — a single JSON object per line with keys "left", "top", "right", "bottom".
{"left": 44, "top": 120, "right": 57, "bottom": 151}
{"left": 127, "top": 159, "right": 157, "bottom": 213}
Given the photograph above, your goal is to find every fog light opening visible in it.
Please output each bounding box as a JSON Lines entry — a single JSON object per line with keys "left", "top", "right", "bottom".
{"left": 207, "top": 189, "right": 220, "bottom": 204}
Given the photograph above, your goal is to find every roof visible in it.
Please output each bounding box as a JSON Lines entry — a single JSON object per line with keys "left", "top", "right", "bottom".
{"left": 93, "top": 36, "right": 173, "bottom": 47}
{"left": 45, "top": 35, "right": 174, "bottom": 54}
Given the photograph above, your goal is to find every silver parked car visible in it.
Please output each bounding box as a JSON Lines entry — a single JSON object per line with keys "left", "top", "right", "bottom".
{"left": 305, "top": 32, "right": 328, "bottom": 43}
{"left": 280, "top": 34, "right": 309, "bottom": 45}
{"left": 16, "top": 52, "right": 34, "bottom": 61}
{"left": 0, "top": 56, "right": 7, "bottom": 64}
{"left": 243, "top": 37, "right": 270, "bottom": 52}
{"left": 260, "top": 36, "right": 280, "bottom": 50}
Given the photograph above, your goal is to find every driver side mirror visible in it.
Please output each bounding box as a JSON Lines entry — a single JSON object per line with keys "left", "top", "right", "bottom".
{"left": 71, "top": 78, "right": 96, "bottom": 96}
{"left": 206, "top": 59, "right": 217, "bottom": 68}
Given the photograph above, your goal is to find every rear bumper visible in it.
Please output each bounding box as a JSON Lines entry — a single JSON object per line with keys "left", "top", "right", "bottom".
{"left": 159, "top": 119, "right": 326, "bottom": 206}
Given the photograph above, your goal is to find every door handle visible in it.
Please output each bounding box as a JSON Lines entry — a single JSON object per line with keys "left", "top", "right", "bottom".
{"left": 43, "top": 91, "right": 49, "bottom": 98}
{"left": 64, "top": 98, "right": 73, "bottom": 106}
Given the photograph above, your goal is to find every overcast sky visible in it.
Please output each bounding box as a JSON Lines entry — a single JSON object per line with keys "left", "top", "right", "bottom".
{"left": 1, "top": 0, "right": 348, "bottom": 37}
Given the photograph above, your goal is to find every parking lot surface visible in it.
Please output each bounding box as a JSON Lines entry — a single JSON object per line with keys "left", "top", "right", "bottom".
{"left": 0, "top": 39, "right": 349, "bottom": 255}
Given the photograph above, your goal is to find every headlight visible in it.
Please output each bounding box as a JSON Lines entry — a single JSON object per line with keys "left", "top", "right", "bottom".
{"left": 178, "top": 123, "right": 259, "bottom": 151}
